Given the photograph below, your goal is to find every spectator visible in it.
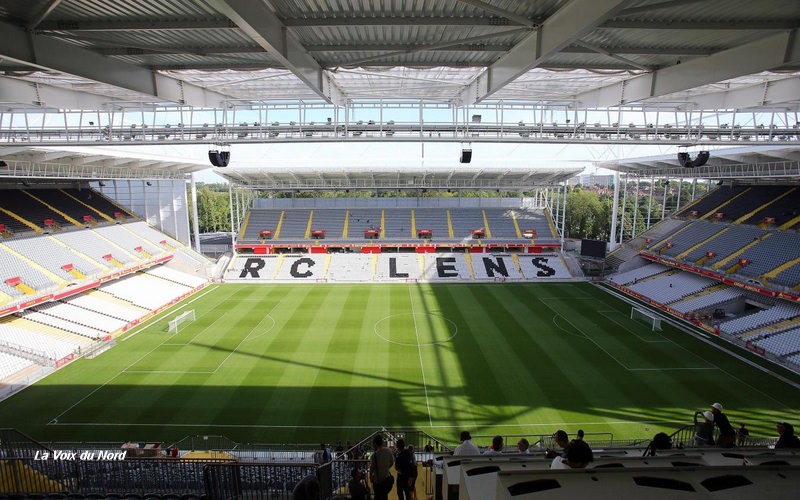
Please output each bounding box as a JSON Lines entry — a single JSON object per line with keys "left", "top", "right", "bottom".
{"left": 348, "top": 468, "right": 370, "bottom": 500}
{"left": 454, "top": 430, "right": 480, "bottom": 455}
{"left": 550, "top": 440, "right": 593, "bottom": 469}
{"left": 483, "top": 435, "right": 503, "bottom": 455}
{"left": 710, "top": 403, "right": 736, "bottom": 447}
{"left": 424, "top": 440, "right": 434, "bottom": 453}
{"left": 736, "top": 423, "right": 750, "bottom": 446}
{"left": 317, "top": 443, "right": 332, "bottom": 464}
{"left": 394, "top": 439, "right": 414, "bottom": 500}
{"left": 545, "top": 430, "right": 570, "bottom": 459}
{"left": 644, "top": 432, "right": 673, "bottom": 456}
{"left": 694, "top": 411, "right": 715, "bottom": 447}
{"left": 517, "top": 438, "right": 530, "bottom": 454}
{"left": 775, "top": 422, "right": 800, "bottom": 448}
{"left": 576, "top": 429, "right": 585, "bottom": 441}
{"left": 407, "top": 445, "right": 418, "bottom": 498}
{"left": 370, "top": 434, "right": 395, "bottom": 500}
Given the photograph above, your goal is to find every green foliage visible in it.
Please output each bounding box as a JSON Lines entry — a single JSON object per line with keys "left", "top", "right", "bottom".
{"left": 190, "top": 185, "right": 231, "bottom": 233}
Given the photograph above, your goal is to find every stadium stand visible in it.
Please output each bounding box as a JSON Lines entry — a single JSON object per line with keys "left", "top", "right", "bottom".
{"left": 275, "top": 209, "right": 312, "bottom": 240}
{"left": 93, "top": 224, "right": 165, "bottom": 258}
{"left": 61, "top": 188, "right": 134, "bottom": 220}
{"left": 608, "top": 263, "right": 672, "bottom": 285}
{"left": 2, "top": 236, "right": 105, "bottom": 281}
{"left": 472, "top": 254, "right": 523, "bottom": 280}
{"left": 382, "top": 209, "right": 413, "bottom": 240}
{"left": 671, "top": 286, "right": 742, "bottom": 315}
{"left": 0, "top": 352, "right": 34, "bottom": 379}
{"left": 737, "top": 231, "right": 800, "bottom": 279}
{"left": 0, "top": 247, "right": 61, "bottom": 297}
{"left": 0, "top": 189, "right": 77, "bottom": 232}
{"left": 413, "top": 208, "right": 450, "bottom": 240}
{"left": 328, "top": 254, "right": 372, "bottom": 282}
{"left": 517, "top": 254, "right": 571, "bottom": 280}
{"left": 627, "top": 271, "right": 715, "bottom": 304}
{"left": 718, "top": 302, "right": 800, "bottom": 336}
{"left": 308, "top": 209, "right": 347, "bottom": 240}
{"left": 346, "top": 208, "right": 386, "bottom": 239}
{"left": 30, "top": 301, "right": 126, "bottom": 334}
{"left": 30, "top": 189, "right": 114, "bottom": 226}
{"left": 52, "top": 229, "right": 136, "bottom": 266}
{"left": 757, "top": 327, "right": 800, "bottom": 357}
{"left": 0, "top": 322, "right": 77, "bottom": 360}
{"left": 423, "top": 253, "right": 472, "bottom": 281}
{"left": 240, "top": 208, "right": 283, "bottom": 241}
{"left": 145, "top": 264, "right": 208, "bottom": 288}
{"left": 713, "top": 185, "right": 791, "bottom": 223}
{"left": 375, "top": 253, "right": 422, "bottom": 281}
{"left": 658, "top": 221, "right": 726, "bottom": 258}
{"left": 739, "top": 186, "right": 799, "bottom": 226}
{"left": 62, "top": 293, "right": 146, "bottom": 322}
{"left": 225, "top": 254, "right": 282, "bottom": 281}
{"left": 674, "top": 185, "right": 748, "bottom": 219}
{"left": 101, "top": 273, "right": 196, "bottom": 310}
{"left": 681, "top": 224, "right": 767, "bottom": 268}
{"left": 450, "top": 208, "right": 489, "bottom": 240}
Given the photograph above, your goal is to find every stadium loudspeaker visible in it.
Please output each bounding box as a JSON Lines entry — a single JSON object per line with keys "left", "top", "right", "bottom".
{"left": 208, "top": 150, "right": 222, "bottom": 167}
{"left": 220, "top": 150, "right": 230, "bottom": 167}
{"left": 694, "top": 151, "right": 710, "bottom": 167}
{"left": 460, "top": 149, "right": 472, "bottom": 163}
{"left": 677, "top": 152, "right": 692, "bottom": 168}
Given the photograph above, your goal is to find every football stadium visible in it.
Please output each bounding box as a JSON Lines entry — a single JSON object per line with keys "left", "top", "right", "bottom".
{"left": 1, "top": 1, "right": 800, "bottom": 499}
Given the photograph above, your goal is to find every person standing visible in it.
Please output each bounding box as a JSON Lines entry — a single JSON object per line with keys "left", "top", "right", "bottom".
{"left": 483, "top": 435, "right": 504, "bottom": 455}
{"left": 736, "top": 423, "right": 750, "bottom": 446}
{"left": 711, "top": 403, "right": 736, "bottom": 447}
{"left": 394, "top": 439, "right": 414, "bottom": 500}
{"left": 370, "top": 434, "right": 395, "bottom": 500}
{"left": 694, "top": 411, "right": 715, "bottom": 447}
{"left": 453, "top": 430, "right": 480, "bottom": 455}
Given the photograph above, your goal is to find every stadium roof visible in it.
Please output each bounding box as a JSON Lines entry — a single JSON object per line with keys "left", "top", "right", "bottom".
{"left": 1, "top": 0, "right": 798, "bottom": 111}
{"left": 0, "top": 145, "right": 209, "bottom": 179}
{"left": 217, "top": 164, "right": 583, "bottom": 190}
{"left": 593, "top": 145, "right": 800, "bottom": 179}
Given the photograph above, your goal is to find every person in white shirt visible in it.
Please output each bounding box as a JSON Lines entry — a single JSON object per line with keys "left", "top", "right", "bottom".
{"left": 517, "top": 438, "right": 530, "bottom": 454}
{"left": 483, "top": 435, "right": 504, "bottom": 455}
{"left": 453, "top": 431, "right": 481, "bottom": 455}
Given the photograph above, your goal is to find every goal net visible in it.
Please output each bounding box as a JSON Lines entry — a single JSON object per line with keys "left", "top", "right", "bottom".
{"left": 168, "top": 309, "right": 196, "bottom": 334}
{"left": 631, "top": 307, "right": 663, "bottom": 331}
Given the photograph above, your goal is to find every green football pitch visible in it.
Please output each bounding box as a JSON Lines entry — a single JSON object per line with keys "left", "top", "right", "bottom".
{"left": 1, "top": 282, "right": 799, "bottom": 447}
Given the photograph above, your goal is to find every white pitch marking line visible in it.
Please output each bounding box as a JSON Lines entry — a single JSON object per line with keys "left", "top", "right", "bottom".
{"left": 409, "top": 286, "right": 434, "bottom": 428}
{"left": 50, "top": 287, "right": 241, "bottom": 423}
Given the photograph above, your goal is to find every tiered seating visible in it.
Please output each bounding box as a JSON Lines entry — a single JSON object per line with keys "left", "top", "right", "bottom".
{"left": 773, "top": 262, "right": 800, "bottom": 288}
{"left": 757, "top": 327, "right": 800, "bottom": 357}
{"left": 32, "top": 189, "right": 112, "bottom": 225}
{"left": 0, "top": 352, "right": 34, "bottom": 379}
{"left": 17, "top": 309, "right": 105, "bottom": 339}
{"left": 381, "top": 209, "right": 412, "bottom": 240}
{"left": 273, "top": 255, "right": 323, "bottom": 281}
{"left": 0, "top": 246, "right": 61, "bottom": 297}
{"left": 737, "top": 231, "right": 800, "bottom": 279}
{"left": 53, "top": 229, "right": 136, "bottom": 265}
{"left": 328, "top": 254, "right": 372, "bottom": 282}
{"left": 9, "top": 317, "right": 97, "bottom": 350}
{"left": 375, "top": 254, "right": 421, "bottom": 281}
{"left": 276, "top": 209, "right": 312, "bottom": 239}
{"left": 101, "top": 273, "right": 192, "bottom": 309}
{"left": 32, "top": 302, "right": 127, "bottom": 334}
{"left": 239, "top": 209, "right": 283, "bottom": 241}
{"left": 63, "top": 188, "right": 133, "bottom": 220}
{"left": 740, "top": 186, "right": 799, "bottom": 226}
{"left": 423, "top": 253, "right": 471, "bottom": 281}
{"left": 63, "top": 293, "right": 147, "bottom": 322}
{"left": 481, "top": 208, "right": 518, "bottom": 239}
{"left": 714, "top": 185, "right": 790, "bottom": 223}
{"left": 674, "top": 185, "right": 747, "bottom": 218}
{"left": 94, "top": 225, "right": 164, "bottom": 257}
{"left": 0, "top": 322, "right": 77, "bottom": 360}
{"left": 449, "top": 208, "right": 488, "bottom": 241}
{"left": 123, "top": 220, "right": 182, "bottom": 249}
{"left": 719, "top": 302, "right": 800, "bottom": 336}
{"left": 516, "top": 209, "right": 556, "bottom": 241}
{"left": 627, "top": 271, "right": 714, "bottom": 303}
{"left": 608, "top": 263, "right": 671, "bottom": 285}
{"left": 413, "top": 209, "right": 450, "bottom": 240}
{"left": 144, "top": 265, "right": 207, "bottom": 288}
{"left": 472, "top": 254, "right": 523, "bottom": 280}
{"left": 308, "top": 209, "right": 346, "bottom": 240}
{"left": 2, "top": 236, "right": 104, "bottom": 280}
{"left": 517, "top": 254, "right": 571, "bottom": 279}
{"left": 0, "top": 189, "right": 77, "bottom": 231}
{"left": 344, "top": 209, "right": 384, "bottom": 239}
{"left": 682, "top": 224, "right": 766, "bottom": 267}
{"left": 670, "top": 286, "right": 742, "bottom": 314}
{"left": 657, "top": 221, "right": 725, "bottom": 258}
{"left": 225, "top": 255, "right": 282, "bottom": 280}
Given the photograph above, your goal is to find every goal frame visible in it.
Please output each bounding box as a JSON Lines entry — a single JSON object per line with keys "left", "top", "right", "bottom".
{"left": 631, "top": 307, "right": 663, "bottom": 331}
{"left": 168, "top": 309, "right": 196, "bottom": 334}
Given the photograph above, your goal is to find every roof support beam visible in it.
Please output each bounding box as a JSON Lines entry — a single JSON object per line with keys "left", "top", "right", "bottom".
{"left": 454, "top": 0, "right": 536, "bottom": 27}
{"left": 0, "top": 76, "right": 113, "bottom": 110}
{"left": 209, "top": 0, "right": 344, "bottom": 105}
{"left": 37, "top": 18, "right": 238, "bottom": 31}
{"left": 0, "top": 20, "right": 229, "bottom": 107}
{"left": 26, "top": 0, "right": 64, "bottom": 30}
{"left": 576, "top": 30, "right": 800, "bottom": 108}
{"left": 677, "top": 77, "right": 800, "bottom": 111}
{"left": 455, "top": 0, "right": 632, "bottom": 105}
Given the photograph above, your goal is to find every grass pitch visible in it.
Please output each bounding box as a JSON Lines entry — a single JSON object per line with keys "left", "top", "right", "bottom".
{"left": 1, "top": 282, "right": 799, "bottom": 447}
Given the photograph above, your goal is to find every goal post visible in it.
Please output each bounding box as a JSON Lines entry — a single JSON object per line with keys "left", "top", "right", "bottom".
{"left": 631, "top": 307, "right": 663, "bottom": 331}
{"left": 168, "top": 309, "right": 196, "bottom": 333}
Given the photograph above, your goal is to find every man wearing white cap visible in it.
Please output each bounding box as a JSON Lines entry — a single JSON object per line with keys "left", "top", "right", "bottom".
{"left": 711, "top": 403, "right": 736, "bottom": 447}
{"left": 694, "top": 410, "right": 715, "bottom": 446}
